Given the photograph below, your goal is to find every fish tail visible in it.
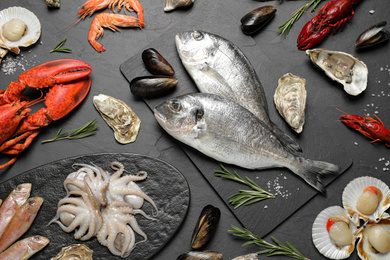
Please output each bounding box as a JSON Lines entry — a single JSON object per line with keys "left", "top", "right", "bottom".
{"left": 293, "top": 158, "right": 340, "bottom": 194}
{"left": 272, "top": 126, "right": 302, "bottom": 153}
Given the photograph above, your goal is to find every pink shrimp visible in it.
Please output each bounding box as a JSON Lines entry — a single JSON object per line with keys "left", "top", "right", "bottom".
{"left": 88, "top": 13, "right": 144, "bottom": 52}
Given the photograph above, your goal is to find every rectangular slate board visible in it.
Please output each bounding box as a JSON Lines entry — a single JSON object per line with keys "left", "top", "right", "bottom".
{"left": 120, "top": 0, "right": 352, "bottom": 237}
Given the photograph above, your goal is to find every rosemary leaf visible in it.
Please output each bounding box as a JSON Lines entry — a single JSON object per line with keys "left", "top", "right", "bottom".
{"left": 42, "top": 119, "right": 98, "bottom": 143}
{"left": 229, "top": 225, "right": 310, "bottom": 260}
{"left": 214, "top": 164, "right": 274, "bottom": 208}
{"left": 50, "top": 37, "right": 72, "bottom": 53}
{"left": 277, "top": 0, "right": 324, "bottom": 37}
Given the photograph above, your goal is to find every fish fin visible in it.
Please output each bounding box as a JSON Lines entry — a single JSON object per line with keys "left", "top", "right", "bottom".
{"left": 272, "top": 127, "right": 302, "bottom": 153}
{"left": 294, "top": 158, "right": 340, "bottom": 194}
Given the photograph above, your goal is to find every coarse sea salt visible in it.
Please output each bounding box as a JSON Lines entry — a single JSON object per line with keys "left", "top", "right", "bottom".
{"left": 1, "top": 53, "right": 38, "bottom": 75}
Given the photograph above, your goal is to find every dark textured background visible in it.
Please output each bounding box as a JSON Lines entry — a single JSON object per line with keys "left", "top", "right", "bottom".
{"left": 0, "top": 0, "right": 389, "bottom": 259}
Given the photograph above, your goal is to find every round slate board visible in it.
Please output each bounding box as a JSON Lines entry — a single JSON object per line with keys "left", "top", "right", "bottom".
{"left": 0, "top": 153, "right": 190, "bottom": 259}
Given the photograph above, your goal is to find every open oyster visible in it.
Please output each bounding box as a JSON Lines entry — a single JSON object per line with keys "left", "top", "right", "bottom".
{"left": 274, "top": 73, "right": 306, "bottom": 133}
{"left": 312, "top": 206, "right": 358, "bottom": 259}
{"left": 51, "top": 244, "right": 93, "bottom": 260}
{"left": 0, "top": 6, "right": 41, "bottom": 54}
{"left": 93, "top": 94, "right": 141, "bottom": 144}
{"left": 342, "top": 176, "right": 390, "bottom": 225}
{"left": 306, "top": 49, "right": 368, "bottom": 96}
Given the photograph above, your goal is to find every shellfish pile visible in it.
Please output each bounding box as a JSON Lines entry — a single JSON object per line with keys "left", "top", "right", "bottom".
{"left": 312, "top": 176, "right": 390, "bottom": 259}
{"left": 49, "top": 162, "right": 158, "bottom": 258}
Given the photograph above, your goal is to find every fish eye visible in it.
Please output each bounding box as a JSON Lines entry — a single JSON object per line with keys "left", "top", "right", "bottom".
{"left": 193, "top": 31, "right": 204, "bottom": 41}
{"left": 169, "top": 100, "right": 181, "bottom": 111}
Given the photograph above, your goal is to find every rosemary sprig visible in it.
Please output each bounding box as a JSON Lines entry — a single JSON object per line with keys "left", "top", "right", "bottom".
{"left": 42, "top": 119, "right": 98, "bottom": 143}
{"left": 214, "top": 164, "right": 274, "bottom": 209}
{"left": 50, "top": 37, "right": 72, "bottom": 53}
{"left": 229, "top": 225, "right": 310, "bottom": 260}
{"left": 278, "top": 0, "right": 324, "bottom": 37}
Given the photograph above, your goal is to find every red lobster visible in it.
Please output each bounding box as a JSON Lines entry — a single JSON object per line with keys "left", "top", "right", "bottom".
{"left": 297, "top": 0, "right": 361, "bottom": 50}
{"left": 0, "top": 59, "right": 92, "bottom": 169}
{"left": 340, "top": 113, "right": 390, "bottom": 147}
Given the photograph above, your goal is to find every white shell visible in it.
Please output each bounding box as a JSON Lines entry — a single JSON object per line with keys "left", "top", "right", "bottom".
{"left": 306, "top": 49, "right": 368, "bottom": 96}
{"left": 356, "top": 219, "right": 390, "bottom": 260}
{"left": 0, "top": 48, "right": 7, "bottom": 63}
{"left": 164, "top": 0, "right": 195, "bottom": 12}
{"left": 312, "top": 206, "right": 358, "bottom": 259}
{"left": 342, "top": 176, "right": 390, "bottom": 225}
{"left": 0, "top": 6, "right": 41, "bottom": 54}
{"left": 274, "top": 73, "right": 307, "bottom": 133}
{"left": 93, "top": 94, "right": 141, "bottom": 144}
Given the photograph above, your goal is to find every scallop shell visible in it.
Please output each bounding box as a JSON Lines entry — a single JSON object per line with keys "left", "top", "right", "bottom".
{"left": 164, "top": 0, "right": 195, "bottom": 12}
{"left": 0, "top": 48, "right": 7, "bottom": 63}
{"left": 312, "top": 206, "right": 359, "bottom": 259}
{"left": 306, "top": 49, "right": 368, "bottom": 96}
{"left": 51, "top": 244, "right": 93, "bottom": 260}
{"left": 274, "top": 73, "right": 306, "bottom": 133}
{"left": 93, "top": 94, "right": 141, "bottom": 144}
{"left": 342, "top": 176, "right": 390, "bottom": 225}
{"left": 0, "top": 6, "right": 41, "bottom": 54}
{"left": 356, "top": 219, "right": 390, "bottom": 260}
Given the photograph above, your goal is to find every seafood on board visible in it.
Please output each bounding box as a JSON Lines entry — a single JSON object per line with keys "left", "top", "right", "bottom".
{"left": 306, "top": 49, "right": 368, "bottom": 96}
{"left": 340, "top": 112, "right": 390, "bottom": 147}
{"left": 274, "top": 73, "right": 307, "bottom": 134}
{"left": 0, "top": 183, "right": 48, "bottom": 259}
{"left": 297, "top": 0, "right": 362, "bottom": 50}
{"left": 355, "top": 21, "right": 390, "bottom": 50}
{"left": 154, "top": 93, "right": 340, "bottom": 193}
{"left": 240, "top": 5, "right": 277, "bottom": 35}
{"left": 93, "top": 94, "right": 141, "bottom": 144}
{"left": 142, "top": 48, "right": 175, "bottom": 76}
{"left": 49, "top": 162, "right": 158, "bottom": 258}
{"left": 130, "top": 76, "right": 178, "bottom": 98}
{"left": 313, "top": 176, "right": 390, "bottom": 259}
{"left": 0, "top": 6, "right": 41, "bottom": 55}
{"left": 175, "top": 30, "right": 301, "bottom": 153}
{"left": 0, "top": 59, "right": 92, "bottom": 170}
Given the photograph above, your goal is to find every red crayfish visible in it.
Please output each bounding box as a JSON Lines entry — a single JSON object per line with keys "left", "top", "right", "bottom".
{"left": 0, "top": 59, "right": 92, "bottom": 169}
{"left": 340, "top": 113, "right": 390, "bottom": 147}
{"left": 297, "top": 0, "right": 361, "bottom": 50}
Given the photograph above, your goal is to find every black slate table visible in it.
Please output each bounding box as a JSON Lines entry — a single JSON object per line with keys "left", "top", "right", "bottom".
{"left": 0, "top": 0, "right": 389, "bottom": 259}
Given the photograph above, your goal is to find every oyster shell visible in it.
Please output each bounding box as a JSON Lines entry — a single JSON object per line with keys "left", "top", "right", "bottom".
{"left": 51, "top": 244, "right": 93, "bottom": 260}
{"left": 274, "top": 73, "right": 306, "bottom": 133}
{"left": 356, "top": 219, "right": 390, "bottom": 259}
{"left": 306, "top": 49, "right": 368, "bottom": 96}
{"left": 342, "top": 176, "right": 390, "bottom": 225}
{"left": 93, "top": 94, "right": 141, "bottom": 144}
{"left": 164, "top": 0, "right": 195, "bottom": 12}
{"left": 191, "top": 205, "right": 221, "bottom": 249}
{"left": 0, "top": 6, "right": 41, "bottom": 54}
{"left": 240, "top": 6, "right": 277, "bottom": 35}
{"left": 356, "top": 21, "right": 389, "bottom": 50}
{"left": 312, "top": 206, "right": 358, "bottom": 259}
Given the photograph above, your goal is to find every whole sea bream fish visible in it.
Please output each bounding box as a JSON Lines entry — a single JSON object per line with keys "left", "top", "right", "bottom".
{"left": 154, "top": 93, "right": 340, "bottom": 193}
{"left": 175, "top": 30, "right": 301, "bottom": 153}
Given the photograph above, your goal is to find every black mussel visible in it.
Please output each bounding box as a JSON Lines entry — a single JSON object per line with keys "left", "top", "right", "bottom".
{"left": 177, "top": 251, "right": 223, "bottom": 260}
{"left": 191, "top": 205, "right": 221, "bottom": 250}
{"left": 130, "top": 76, "right": 178, "bottom": 98}
{"left": 240, "top": 6, "right": 277, "bottom": 35}
{"left": 356, "top": 21, "right": 389, "bottom": 50}
{"left": 142, "top": 48, "right": 175, "bottom": 76}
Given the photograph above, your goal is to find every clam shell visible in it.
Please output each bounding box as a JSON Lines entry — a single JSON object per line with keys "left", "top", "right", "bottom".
{"left": 356, "top": 21, "right": 389, "bottom": 50}
{"left": 240, "top": 6, "right": 277, "bottom": 35}
{"left": 306, "top": 49, "right": 368, "bottom": 96}
{"left": 130, "top": 76, "right": 178, "bottom": 98}
{"left": 342, "top": 176, "right": 390, "bottom": 225}
{"left": 312, "top": 206, "right": 358, "bottom": 259}
{"left": 0, "top": 6, "right": 41, "bottom": 54}
{"left": 191, "top": 205, "right": 221, "bottom": 249}
{"left": 142, "top": 48, "right": 175, "bottom": 76}
{"left": 93, "top": 94, "right": 141, "bottom": 144}
{"left": 274, "top": 73, "right": 306, "bottom": 133}
{"left": 356, "top": 219, "right": 390, "bottom": 260}
{"left": 164, "top": 0, "right": 195, "bottom": 12}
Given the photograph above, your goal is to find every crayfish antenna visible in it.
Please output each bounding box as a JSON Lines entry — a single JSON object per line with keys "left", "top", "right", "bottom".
{"left": 58, "top": 17, "right": 83, "bottom": 34}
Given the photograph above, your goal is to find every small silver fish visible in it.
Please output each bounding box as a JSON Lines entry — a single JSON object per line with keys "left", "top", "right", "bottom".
{"left": 175, "top": 30, "right": 301, "bottom": 153}
{"left": 154, "top": 93, "right": 339, "bottom": 193}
